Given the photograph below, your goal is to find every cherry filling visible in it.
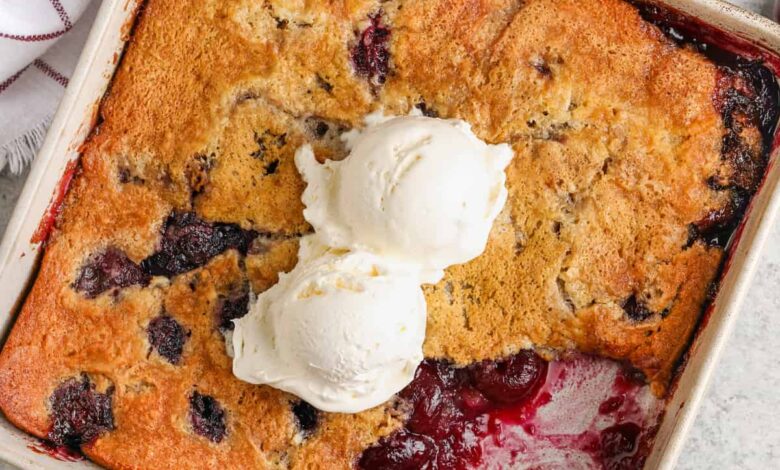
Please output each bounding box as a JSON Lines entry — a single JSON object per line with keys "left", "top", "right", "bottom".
{"left": 141, "top": 212, "right": 257, "bottom": 277}
{"left": 28, "top": 440, "right": 85, "bottom": 462}
{"left": 469, "top": 352, "right": 547, "bottom": 405}
{"left": 48, "top": 376, "right": 114, "bottom": 448}
{"left": 360, "top": 430, "right": 438, "bottom": 470}
{"left": 351, "top": 12, "right": 390, "bottom": 86}
{"left": 358, "top": 355, "right": 659, "bottom": 470}
{"left": 360, "top": 352, "right": 547, "bottom": 469}
{"left": 74, "top": 247, "right": 149, "bottom": 298}
{"left": 601, "top": 423, "right": 642, "bottom": 470}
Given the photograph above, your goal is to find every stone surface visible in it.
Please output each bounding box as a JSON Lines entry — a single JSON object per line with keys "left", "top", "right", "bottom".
{"left": 677, "top": 222, "right": 780, "bottom": 469}
{"left": 0, "top": 1, "right": 777, "bottom": 468}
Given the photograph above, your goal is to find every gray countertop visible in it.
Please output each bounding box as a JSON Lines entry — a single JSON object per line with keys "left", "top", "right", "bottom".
{"left": 0, "top": 1, "right": 778, "bottom": 469}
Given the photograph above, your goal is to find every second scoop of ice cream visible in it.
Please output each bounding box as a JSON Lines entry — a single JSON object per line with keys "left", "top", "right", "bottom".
{"left": 296, "top": 113, "right": 514, "bottom": 283}
{"left": 232, "top": 238, "right": 427, "bottom": 413}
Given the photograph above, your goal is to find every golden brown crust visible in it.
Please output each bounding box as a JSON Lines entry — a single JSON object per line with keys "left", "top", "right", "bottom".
{"left": 0, "top": 0, "right": 759, "bottom": 467}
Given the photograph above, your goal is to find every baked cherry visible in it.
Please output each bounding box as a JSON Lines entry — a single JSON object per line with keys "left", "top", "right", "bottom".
{"left": 48, "top": 375, "right": 114, "bottom": 447}
{"left": 141, "top": 212, "right": 256, "bottom": 277}
{"left": 216, "top": 288, "right": 250, "bottom": 332}
{"left": 292, "top": 400, "right": 319, "bottom": 435}
{"left": 74, "top": 247, "right": 149, "bottom": 298}
{"left": 621, "top": 295, "right": 655, "bottom": 322}
{"left": 599, "top": 396, "right": 625, "bottom": 415}
{"left": 401, "top": 362, "right": 463, "bottom": 438}
{"left": 439, "top": 419, "right": 486, "bottom": 468}
{"left": 469, "top": 350, "right": 547, "bottom": 404}
{"left": 601, "top": 422, "right": 641, "bottom": 460}
{"left": 351, "top": 12, "right": 390, "bottom": 86}
{"left": 147, "top": 314, "right": 189, "bottom": 364}
{"left": 358, "top": 430, "right": 438, "bottom": 470}
{"left": 458, "top": 387, "right": 490, "bottom": 417}
{"left": 189, "top": 391, "right": 227, "bottom": 443}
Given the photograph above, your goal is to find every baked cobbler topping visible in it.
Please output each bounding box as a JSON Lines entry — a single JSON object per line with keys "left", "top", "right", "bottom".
{"left": 0, "top": 0, "right": 778, "bottom": 468}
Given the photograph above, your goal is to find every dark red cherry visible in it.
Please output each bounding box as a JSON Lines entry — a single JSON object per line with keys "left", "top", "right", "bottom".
{"left": 621, "top": 295, "right": 656, "bottom": 322}
{"left": 469, "top": 350, "right": 547, "bottom": 404}
{"left": 601, "top": 422, "right": 641, "bottom": 459}
{"left": 74, "top": 247, "right": 149, "bottom": 298}
{"left": 141, "top": 212, "right": 256, "bottom": 277}
{"left": 358, "top": 430, "right": 438, "bottom": 470}
{"left": 444, "top": 419, "right": 487, "bottom": 467}
{"left": 458, "top": 387, "right": 490, "bottom": 417}
{"left": 599, "top": 396, "right": 625, "bottom": 415}
{"left": 401, "top": 361, "right": 464, "bottom": 439}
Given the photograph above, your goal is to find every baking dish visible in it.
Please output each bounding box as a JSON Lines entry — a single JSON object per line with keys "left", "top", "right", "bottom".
{"left": 0, "top": 0, "right": 779, "bottom": 468}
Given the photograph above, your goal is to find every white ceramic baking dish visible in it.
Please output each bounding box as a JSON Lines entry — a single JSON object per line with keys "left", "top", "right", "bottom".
{"left": 1, "top": 0, "right": 779, "bottom": 468}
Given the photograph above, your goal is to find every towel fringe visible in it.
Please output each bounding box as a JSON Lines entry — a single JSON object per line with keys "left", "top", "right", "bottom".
{"left": 0, "top": 116, "right": 51, "bottom": 175}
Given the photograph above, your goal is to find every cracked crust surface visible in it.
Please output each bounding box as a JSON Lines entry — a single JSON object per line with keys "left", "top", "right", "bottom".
{"left": 0, "top": 0, "right": 767, "bottom": 468}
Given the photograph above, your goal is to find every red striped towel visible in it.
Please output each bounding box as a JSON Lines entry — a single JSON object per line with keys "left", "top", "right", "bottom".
{"left": 0, "top": 0, "right": 95, "bottom": 174}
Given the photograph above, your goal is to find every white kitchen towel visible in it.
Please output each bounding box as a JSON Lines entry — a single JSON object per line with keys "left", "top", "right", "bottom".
{"left": 0, "top": 0, "right": 96, "bottom": 175}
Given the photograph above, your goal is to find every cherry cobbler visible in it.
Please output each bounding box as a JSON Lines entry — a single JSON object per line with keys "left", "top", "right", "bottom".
{"left": 0, "top": 0, "right": 777, "bottom": 469}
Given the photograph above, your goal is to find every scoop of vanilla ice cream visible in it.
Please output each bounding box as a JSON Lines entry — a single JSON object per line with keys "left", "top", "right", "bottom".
{"left": 231, "top": 237, "right": 426, "bottom": 413}
{"left": 296, "top": 112, "right": 514, "bottom": 283}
